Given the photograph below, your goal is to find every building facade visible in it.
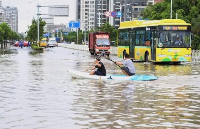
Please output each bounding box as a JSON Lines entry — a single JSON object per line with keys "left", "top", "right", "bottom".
{"left": 0, "top": 0, "right": 5, "bottom": 23}
{"left": 80, "top": 0, "right": 155, "bottom": 31}
{"left": 3, "top": 6, "right": 18, "bottom": 32}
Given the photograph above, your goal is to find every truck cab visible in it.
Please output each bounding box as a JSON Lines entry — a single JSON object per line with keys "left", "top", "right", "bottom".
{"left": 89, "top": 32, "right": 110, "bottom": 56}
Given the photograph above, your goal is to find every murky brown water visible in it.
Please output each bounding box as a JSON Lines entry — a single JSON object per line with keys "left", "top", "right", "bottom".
{"left": 0, "top": 46, "right": 200, "bottom": 129}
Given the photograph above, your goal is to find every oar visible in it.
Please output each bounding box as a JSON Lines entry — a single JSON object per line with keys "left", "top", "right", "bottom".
{"left": 104, "top": 55, "right": 122, "bottom": 68}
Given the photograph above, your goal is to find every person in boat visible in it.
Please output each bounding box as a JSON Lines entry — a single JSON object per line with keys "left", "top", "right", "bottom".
{"left": 114, "top": 53, "right": 135, "bottom": 76}
{"left": 86, "top": 57, "right": 106, "bottom": 76}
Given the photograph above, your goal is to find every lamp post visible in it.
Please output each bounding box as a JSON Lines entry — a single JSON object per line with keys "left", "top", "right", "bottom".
{"left": 37, "top": 4, "right": 40, "bottom": 45}
{"left": 84, "top": 21, "right": 87, "bottom": 44}
{"left": 119, "top": 4, "right": 122, "bottom": 23}
{"left": 170, "top": 0, "right": 172, "bottom": 19}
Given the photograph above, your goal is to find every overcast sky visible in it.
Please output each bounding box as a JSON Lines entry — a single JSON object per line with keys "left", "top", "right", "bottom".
{"left": 2, "top": 0, "right": 77, "bottom": 33}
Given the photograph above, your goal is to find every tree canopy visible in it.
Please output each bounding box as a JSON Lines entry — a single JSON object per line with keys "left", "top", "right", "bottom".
{"left": 26, "top": 18, "right": 46, "bottom": 44}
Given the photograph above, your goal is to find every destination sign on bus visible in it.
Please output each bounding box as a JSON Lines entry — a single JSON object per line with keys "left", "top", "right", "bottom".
{"left": 163, "top": 26, "right": 188, "bottom": 30}
{"left": 96, "top": 35, "right": 109, "bottom": 39}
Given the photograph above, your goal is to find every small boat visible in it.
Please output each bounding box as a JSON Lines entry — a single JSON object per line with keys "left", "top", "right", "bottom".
{"left": 67, "top": 70, "right": 158, "bottom": 81}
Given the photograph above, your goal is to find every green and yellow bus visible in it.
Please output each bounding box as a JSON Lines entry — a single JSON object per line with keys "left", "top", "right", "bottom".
{"left": 117, "top": 19, "right": 192, "bottom": 62}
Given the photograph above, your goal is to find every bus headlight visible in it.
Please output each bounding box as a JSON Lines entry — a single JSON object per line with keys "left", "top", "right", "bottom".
{"left": 158, "top": 54, "right": 166, "bottom": 57}
{"left": 184, "top": 54, "right": 191, "bottom": 57}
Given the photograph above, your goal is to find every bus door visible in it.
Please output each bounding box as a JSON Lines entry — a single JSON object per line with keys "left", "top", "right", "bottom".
{"left": 129, "top": 31, "right": 135, "bottom": 58}
{"left": 151, "top": 30, "right": 157, "bottom": 60}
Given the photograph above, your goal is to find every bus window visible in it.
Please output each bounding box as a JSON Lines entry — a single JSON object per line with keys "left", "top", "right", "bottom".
{"left": 136, "top": 30, "right": 145, "bottom": 46}
{"left": 119, "top": 30, "right": 129, "bottom": 46}
{"left": 158, "top": 31, "right": 191, "bottom": 48}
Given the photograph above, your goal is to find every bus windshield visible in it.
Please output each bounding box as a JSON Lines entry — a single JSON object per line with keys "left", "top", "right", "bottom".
{"left": 96, "top": 39, "right": 110, "bottom": 45}
{"left": 158, "top": 31, "right": 191, "bottom": 48}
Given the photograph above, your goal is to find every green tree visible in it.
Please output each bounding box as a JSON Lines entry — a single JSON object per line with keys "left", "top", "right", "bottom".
{"left": 27, "top": 18, "right": 46, "bottom": 44}
{"left": 0, "top": 23, "right": 12, "bottom": 49}
{"left": 97, "top": 22, "right": 117, "bottom": 42}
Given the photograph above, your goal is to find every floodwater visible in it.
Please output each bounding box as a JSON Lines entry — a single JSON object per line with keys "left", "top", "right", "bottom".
{"left": 0, "top": 45, "right": 200, "bottom": 129}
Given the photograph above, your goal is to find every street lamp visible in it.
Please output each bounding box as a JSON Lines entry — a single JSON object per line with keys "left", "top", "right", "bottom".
{"left": 37, "top": 4, "right": 40, "bottom": 45}
{"left": 84, "top": 21, "right": 87, "bottom": 44}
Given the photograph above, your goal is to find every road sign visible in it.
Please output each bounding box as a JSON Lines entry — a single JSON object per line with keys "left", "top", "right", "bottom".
{"left": 43, "top": 33, "right": 50, "bottom": 37}
{"left": 111, "top": 11, "right": 116, "bottom": 17}
{"left": 64, "top": 32, "right": 68, "bottom": 35}
{"left": 69, "top": 21, "right": 80, "bottom": 28}
{"left": 116, "top": 11, "right": 122, "bottom": 17}
{"left": 104, "top": 11, "right": 110, "bottom": 17}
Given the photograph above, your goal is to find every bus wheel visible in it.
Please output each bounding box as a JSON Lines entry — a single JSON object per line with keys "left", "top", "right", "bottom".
{"left": 145, "top": 53, "right": 149, "bottom": 62}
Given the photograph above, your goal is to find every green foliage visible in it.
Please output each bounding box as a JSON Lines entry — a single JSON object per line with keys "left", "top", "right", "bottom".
{"left": 0, "top": 23, "right": 12, "bottom": 40}
{"left": 141, "top": 0, "right": 200, "bottom": 49}
{"left": 27, "top": 18, "right": 46, "bottom": 44}
{"left": 96, "top": 22, "right": 117, "bottom": 42}
{"left": 31, "top": 44, "right": 43, "bottom": 50}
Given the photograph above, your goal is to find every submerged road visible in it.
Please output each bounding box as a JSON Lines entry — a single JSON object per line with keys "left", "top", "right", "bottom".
{"left": 0, "top": 45, "right": 200, "bottom": 129}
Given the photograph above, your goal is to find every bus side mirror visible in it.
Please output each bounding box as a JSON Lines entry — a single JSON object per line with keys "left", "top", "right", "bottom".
{"left": 191, "top": 34, "right": 194, "bottom": 40}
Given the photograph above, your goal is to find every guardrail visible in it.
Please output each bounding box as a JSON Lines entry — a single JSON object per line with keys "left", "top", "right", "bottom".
{"left": 59, "top": 43, "right": 200, "bottom": 63}
{"left": 59, "top": 43, "right": 117, "bottom": 55}
{"left": 192, "top": 50, "right": 200, "bottom": 63}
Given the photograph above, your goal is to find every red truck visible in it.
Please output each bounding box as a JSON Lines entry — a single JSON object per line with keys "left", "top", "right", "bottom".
{"left": 88, "top": 32, "right": 110, "bottom": 56}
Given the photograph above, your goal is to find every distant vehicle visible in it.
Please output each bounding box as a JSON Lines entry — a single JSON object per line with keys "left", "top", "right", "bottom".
{"left": 47, "top": 40, "right": 58, "bottom": 48}
{"left": 89, "top": 31, "right": 110, "bottom": 56}
{"left": 56, "top": 37, "right": 61, "bottom": 43}
{"left": 110, "top": 41, "right": 115, "bottom": 46}
{"left": 19, "top": 40, "right": 24, "bottom": 48}
{"left": 38, "top": 38, "right": 48, "bottom": 47}
{"left": 14, "top": 41, "right": 20, "bottom": 47}
{"left": 48, "top": 38, "right": 58, "bottom": 47}
{"left": 23, "top": 41, "right": 28, "bottom": 47}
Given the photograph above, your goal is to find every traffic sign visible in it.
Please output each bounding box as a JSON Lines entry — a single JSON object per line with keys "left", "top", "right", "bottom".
{"left": 69, "top": 21, "right": 80, "bottom": 28}
{"left": 116, "top": 11, "right": 122, "bottom": 17}
{"left": 64, "top": 32, "right": 68, "bottom": 35}
{"left": 104, "top": 11, "right": 110, "bottom": 17}
{"left": 111, "top": 11, "right": 116, "bottom": 17}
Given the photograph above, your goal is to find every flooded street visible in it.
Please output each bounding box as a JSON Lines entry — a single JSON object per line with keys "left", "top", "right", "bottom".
{"left": 0, "top": 45, "right": 200, "bottom": 129}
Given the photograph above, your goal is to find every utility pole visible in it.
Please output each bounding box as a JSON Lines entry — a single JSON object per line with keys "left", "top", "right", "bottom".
{"left": 120, "top": 4, "right": 122, "bottom": 23}
{"left": 170, "top": 0, "right": 172, "bottom": 19}
{"left": 84, "top": 21, "right": 86, "bottom": 43}
{"left": 98, "top": 12, "right": 100, "bottom": 27}
{"left": 77, "top": 28, "right": 78, "bottom": 44}
{"left": 37, "top": 4, "right": 40, "bottom": 45}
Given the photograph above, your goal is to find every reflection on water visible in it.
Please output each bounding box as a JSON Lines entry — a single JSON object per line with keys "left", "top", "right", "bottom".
{"left": 0, "top": 47, "right": 199, "bottom": 129}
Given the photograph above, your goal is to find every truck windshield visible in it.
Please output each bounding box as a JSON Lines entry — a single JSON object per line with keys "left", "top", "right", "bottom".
{"left": 158, "top": 31, "right": 191, "bottom": 48}
{"left": 96, "top": 39, "right": 110, "bottom": 45}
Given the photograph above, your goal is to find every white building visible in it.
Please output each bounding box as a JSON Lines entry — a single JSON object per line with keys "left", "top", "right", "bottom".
{"left": 80, "top": 0, "right": 155, "bottom": 31}
{"left": 80, "top": 0, "right": 95, "bottom": 31}
{"left": 3, "top": 6, "right": 18, "bottom": 32}
{"left": 0, "top": 0, "right": 5, "bottom": 23}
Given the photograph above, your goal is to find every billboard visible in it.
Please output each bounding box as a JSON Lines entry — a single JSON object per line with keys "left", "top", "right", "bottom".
{"left": 48, "top": 5, "right": 69, "bottom": 17}
{"left": 42, "top": 17, "right": 54, "bottom": 25}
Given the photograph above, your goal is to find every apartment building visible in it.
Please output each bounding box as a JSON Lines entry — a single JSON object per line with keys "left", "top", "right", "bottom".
{"left": 3, "top": 6, "right": 18, "bottom": 32}
{"left": 0, "top": 0, "right": 5, "bottom": 23}
{"left": 80, "top": 0, "right": 155, "bottom": 31}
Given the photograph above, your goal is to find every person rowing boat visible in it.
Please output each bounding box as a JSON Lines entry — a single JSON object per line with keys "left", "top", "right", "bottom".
{"left": 86, "top": 56, "right": 106, "bottom": 76}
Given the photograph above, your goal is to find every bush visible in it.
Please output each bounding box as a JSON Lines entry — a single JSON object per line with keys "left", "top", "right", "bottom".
{"left": 31, "top": 44, "right": 43, "bottom": 50}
